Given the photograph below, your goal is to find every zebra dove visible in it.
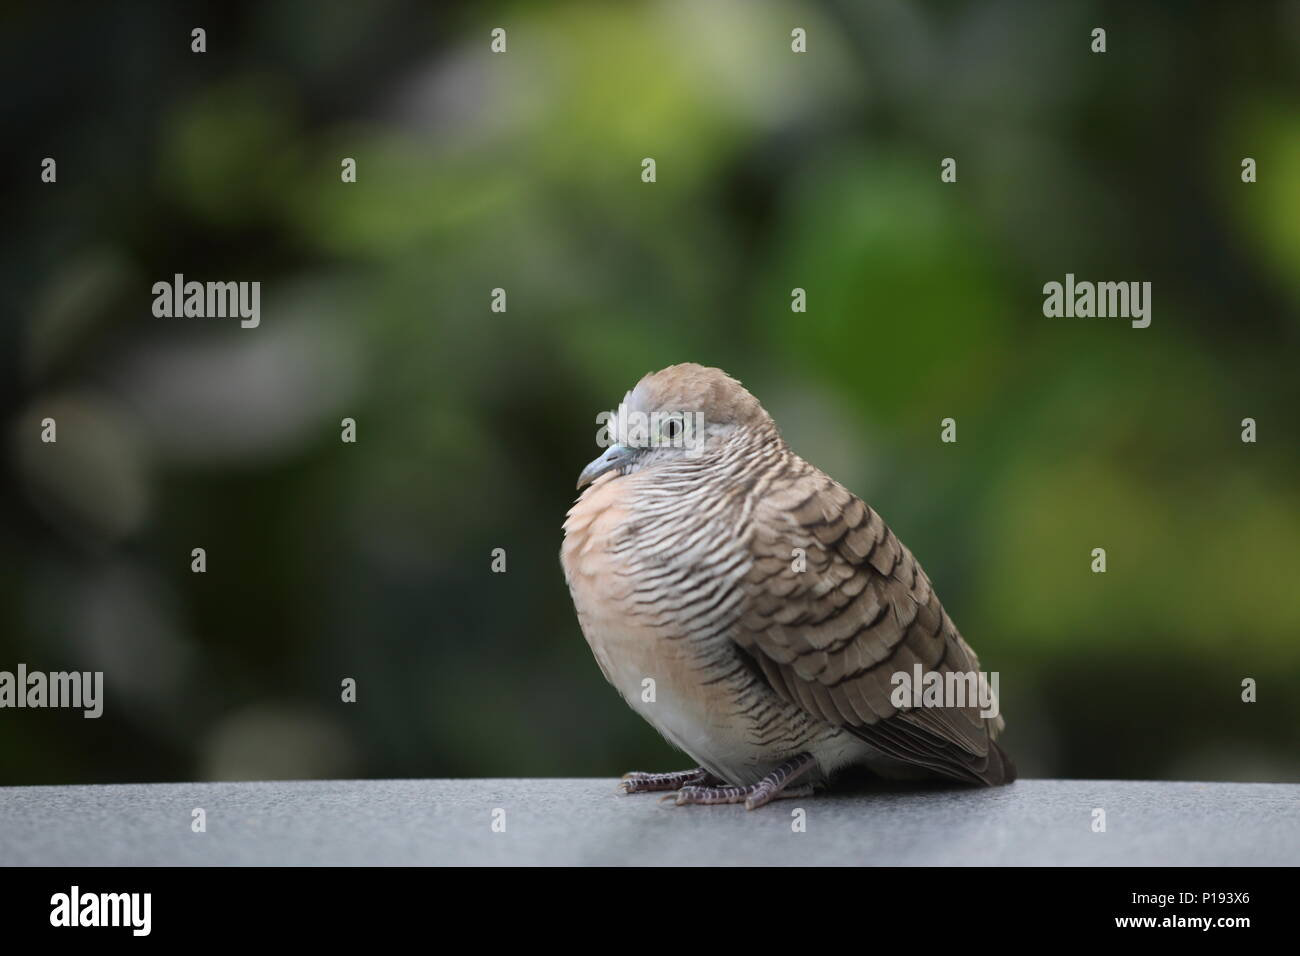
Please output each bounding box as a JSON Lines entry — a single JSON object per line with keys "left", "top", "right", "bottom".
{"left": 561, "top": 364, "right": 1014, "bottom": 809}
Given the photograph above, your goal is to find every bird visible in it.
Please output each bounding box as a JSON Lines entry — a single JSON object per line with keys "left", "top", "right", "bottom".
{"left": 561, "top": 363, "right": 1014, "bottom": 809}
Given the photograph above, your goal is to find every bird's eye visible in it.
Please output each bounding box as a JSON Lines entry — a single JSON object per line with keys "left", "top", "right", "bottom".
{"left": 662, "top": 418, "right": 681, "bottom": 441}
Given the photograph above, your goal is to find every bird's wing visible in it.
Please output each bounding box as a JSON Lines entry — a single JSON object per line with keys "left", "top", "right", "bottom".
{"left": 733, "top": 465, "right": 1013, "bottom": 785}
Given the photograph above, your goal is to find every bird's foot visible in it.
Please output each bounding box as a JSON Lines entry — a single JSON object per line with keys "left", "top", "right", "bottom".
{"left": 619, "top": 767, "right": 720, "bottom": 794}
{"left": 662, "top": 753, "right": 818, "bottom": 810}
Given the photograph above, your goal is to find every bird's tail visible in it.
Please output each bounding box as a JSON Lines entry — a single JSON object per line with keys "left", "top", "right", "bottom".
{"left": 985, "top": 740, "right": 1017, "bottom": 786}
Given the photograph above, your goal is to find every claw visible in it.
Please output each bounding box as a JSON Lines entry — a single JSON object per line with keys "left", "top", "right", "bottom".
{"left": 663, "top": 754, "right": 818, "bottom": 810}
{"left": 621, "top": 767, "right": 714, "bottom": 794}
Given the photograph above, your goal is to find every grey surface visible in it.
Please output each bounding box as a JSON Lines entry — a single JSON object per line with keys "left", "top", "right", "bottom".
{"left": 0, "top": 778, "right": 1296, "bottom": 866}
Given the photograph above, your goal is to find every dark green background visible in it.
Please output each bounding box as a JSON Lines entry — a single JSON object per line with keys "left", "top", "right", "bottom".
{"left": 3, "top": 1, "right": 1297, "bottom": 785}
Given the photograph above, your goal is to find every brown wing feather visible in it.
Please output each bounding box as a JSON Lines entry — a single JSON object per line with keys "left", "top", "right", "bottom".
{"left": 735, "top": 464, "right": 1015, "bottom": 786}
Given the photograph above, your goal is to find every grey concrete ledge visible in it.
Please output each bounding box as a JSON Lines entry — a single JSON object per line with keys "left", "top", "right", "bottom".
{"left": 1, "top": 778, "right": 1296, "bottom": 866}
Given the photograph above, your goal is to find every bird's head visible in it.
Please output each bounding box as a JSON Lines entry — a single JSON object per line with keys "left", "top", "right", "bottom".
{"left": 576, "top": 363, "right": 775, "bottom": 489}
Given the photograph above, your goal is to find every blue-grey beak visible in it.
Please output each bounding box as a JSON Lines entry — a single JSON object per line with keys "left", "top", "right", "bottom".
{"left": 577, "top": 444, "right": 634, "bottom": 489}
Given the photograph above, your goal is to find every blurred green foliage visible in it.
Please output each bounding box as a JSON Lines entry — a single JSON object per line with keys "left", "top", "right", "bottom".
{"left": 2, "top": 0, "right": 1297, "bottom": 785}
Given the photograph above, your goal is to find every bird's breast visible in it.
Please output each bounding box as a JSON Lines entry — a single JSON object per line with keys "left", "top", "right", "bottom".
{"left": 561, "top": 474, "right": 769, "bottom": 779}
